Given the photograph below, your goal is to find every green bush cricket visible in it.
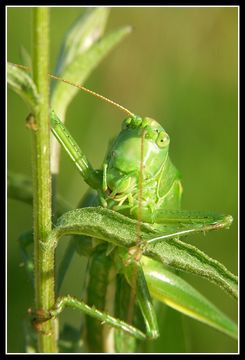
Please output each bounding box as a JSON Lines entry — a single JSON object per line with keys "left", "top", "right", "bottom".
{"left": 8, "top": 62, "right": 237, "bottom": 353}
{"left": 47, "top": 68, "right": 235, "bottom": 351}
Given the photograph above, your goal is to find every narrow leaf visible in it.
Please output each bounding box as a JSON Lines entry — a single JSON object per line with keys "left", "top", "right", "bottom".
{"left": 144, "top": 237, "right": 238, "bottom": 299}
{"left": 51, "top": 26, "right": 132, "bottom": 118}
{"left": 142, "top": 257, "right": 238, "bottom": 340}
{"left": 7, "top": 62, "right": 39, "bottom": 110}
{"left": 53, "top": 207, "right": 156, "bottom": 249}
{"left": 54, "top": 7, "right": 110, "bottom": 76}
{"left": 53, "top": 207, "right": 237, "bottom": 299}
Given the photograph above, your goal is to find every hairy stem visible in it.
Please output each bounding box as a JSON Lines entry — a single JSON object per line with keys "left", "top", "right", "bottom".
{"left": 32, "top": 7, "right": 57, "bottom": 352}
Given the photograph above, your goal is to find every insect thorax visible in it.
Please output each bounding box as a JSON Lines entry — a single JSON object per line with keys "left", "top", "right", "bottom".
{"left": 99, "top": 155, "right": 182, "bottom": 222}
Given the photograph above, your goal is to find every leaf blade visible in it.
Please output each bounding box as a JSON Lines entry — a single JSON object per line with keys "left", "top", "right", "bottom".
{"left": 142, "top": 257, "right": 238, "bottom": 340}
{"left": 51, "top": 26, "right": 132, "bottom": 118}
{"left": 7, "top": 62, "right": 39, "bottom": 110}
{"left": 144, "top": 237, "right": 238, "bottom": 299}
{"left": 54, "top": 7, "right": 110, "bottom": 76}
{"left": 53, "top": 207, "right": 237, "bottom": 299}
{"left": 54, "top": 207, "right": 156, "bottom": 248}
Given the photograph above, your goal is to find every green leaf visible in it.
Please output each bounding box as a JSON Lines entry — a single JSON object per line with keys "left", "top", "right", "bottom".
{"left": 142, "top": 258, "right": 238, "bottom": 340}
{"left": 52, "top": 207, "right": 237, "bottom": 299}
{"left": 51, "top": 26, "right": 132, "bottom": 118}
{"left": 7, "top": 62, "right": 39, "bottom": 110}
{"left": 53, "top": 207, "right": 156, "bottom": 248}
{"left": 54, "top": 7, "right": 110, "bottom": 76}
{"left": 52, "top": 207, "right": 237, "bottom": 339}
{"left": 144, "top": 237, "right": 238, "bottom": 299}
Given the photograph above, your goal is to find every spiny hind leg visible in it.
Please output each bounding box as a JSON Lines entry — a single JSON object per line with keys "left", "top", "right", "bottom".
{"left": 117, "top": 249, "right": 159, "bottom": 340}
{"left": 48, "top": 296, "right": 146, "bottom": 341}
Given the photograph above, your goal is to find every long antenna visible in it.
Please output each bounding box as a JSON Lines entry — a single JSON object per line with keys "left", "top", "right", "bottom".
{"left": 11, "top": 63, "right": 135, "bottom": 117}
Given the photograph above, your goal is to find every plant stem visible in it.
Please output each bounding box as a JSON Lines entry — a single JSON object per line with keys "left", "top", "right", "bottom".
{"left": 32, "top": 7, "right": 57, "bottom": 352}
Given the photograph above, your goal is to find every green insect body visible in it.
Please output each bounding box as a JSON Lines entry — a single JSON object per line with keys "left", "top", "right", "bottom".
{"left": 101, "top": 118, "right": 192, "bottom": 355}
{"left": 49, "top": 99, "right": 235, "bottom": 352}
{"left": 51, "top": 112, "right": 180, "bottom": 352}
{"left": 47, "top": 73, "right": 235, "bottom": 352}
{"left": 83, "top": 115, "right": 183, "bottom": 351}
{"left": 100, "top": 115, "right": 182, "bottom": 222}
{"left": 7, "top": 51, "right": 237, "bottom": 351}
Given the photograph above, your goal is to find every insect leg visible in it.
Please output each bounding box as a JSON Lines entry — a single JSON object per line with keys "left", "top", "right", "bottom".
{"left": 50, "top": 110, "right": 101, "bottom": 190}
{"left": 49, "top": 295, "right": 146, "bottom": 341}
{"left": 134, "top": 263, "right": 159, "bottom": 339}
{"left": 120, "top": 254, "right": 159, "bottom": 340}
{"left": 142, "top": 209, "right": 233, "bottom": 243}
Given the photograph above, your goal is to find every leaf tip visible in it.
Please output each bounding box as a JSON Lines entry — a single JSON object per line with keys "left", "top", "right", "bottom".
{"left": 225, "top": 215, "right": 233, "bottom": 228}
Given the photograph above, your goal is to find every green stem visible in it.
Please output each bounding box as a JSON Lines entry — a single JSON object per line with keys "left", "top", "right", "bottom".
{"left": 32, "top": 7, "right": 57, "bottom": 352}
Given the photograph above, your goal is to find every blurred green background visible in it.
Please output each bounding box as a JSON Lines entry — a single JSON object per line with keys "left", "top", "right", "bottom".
{"left": 7, "top": 6, "right": 238, "bottom": 353}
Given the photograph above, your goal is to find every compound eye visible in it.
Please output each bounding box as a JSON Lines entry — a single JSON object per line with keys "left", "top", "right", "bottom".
{"left": 156, "top": 131, "right": 170, "bottom": 148}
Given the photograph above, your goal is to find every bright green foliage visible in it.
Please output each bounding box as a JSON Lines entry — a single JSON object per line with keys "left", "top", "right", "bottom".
{"left": 51, "top": 8, "right": 131, "bottom": 119}
{"left": 45, "top": 203, "right": 238, "bottom": 350}
{"left": 49, "top": 110, "right": 238, "bottom": 351}
{"left": 7, "top": 62, "right": 39, "bottom": 110}
{"left": 142, "top": 258, "right": 237, "bottom": 339}
{"left": 7, "top": 7, "right": 238, "bottom": 354}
